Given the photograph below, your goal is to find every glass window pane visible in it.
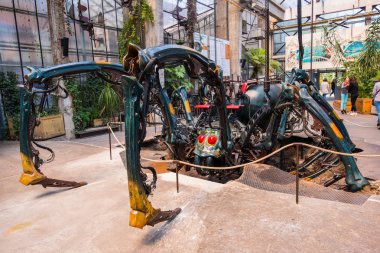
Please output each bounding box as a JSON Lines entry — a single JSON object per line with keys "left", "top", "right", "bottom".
{"left": 65, "top": 0, "right": 80, "bottom": 20}
{"left": 36, "top": 0, "right": 48, "bottom": 14}
{"left": 0, "top": 0, "right": 13, "bottom": 8}
{"left": 93, "top": 26, "right": 106, "bottom": 53}
{"left": 106, "top": 29, "right": 118, "bottom": 53}
{"left": 88, "top": 0, "right": 103, "bottom": 25}
{"left": 104, "top": 0, "right": 116, "bottom": 27}
{"left": 94, "top": 55, "right": 106, "bottom": 62}
{"left": 13, "top": 0, "right": 35, "bottom": 11}
{"left": 108, "top": 56, "right": 119, "bottom": 64}
{"left": 116, "top": 7, "right": 123, "bottom": 28}
{"left": 0, "top": 10, "right": 21, "bottom": 72}
{"left": 17, "top": 13, "right": 42, "bottom": 66}
{"left": 0, "top": 10, "right": 18, "bottom": 44}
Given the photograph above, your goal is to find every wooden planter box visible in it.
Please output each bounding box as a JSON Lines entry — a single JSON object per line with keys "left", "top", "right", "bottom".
{"left": 356, "top": 98, "right": 372, "bottom": 114}
{"left": 34, "top": 114, "right": 65, "bottom": 140}
{"left": 333, "top": 98, "right": 372, "bottom": 114}
{"left": 92, "top": 117, "right": 120, "bottom": 127}
{"left": 333, "top": 100, "right": 352, "bottom": 112}
{"left": 93, "top": 118, "right": 104, "bottom": 127}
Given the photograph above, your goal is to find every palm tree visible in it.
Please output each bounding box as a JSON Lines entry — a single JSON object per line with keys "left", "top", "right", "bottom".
{"left": 246, "top": 48, "right": 281, "bottom": 79}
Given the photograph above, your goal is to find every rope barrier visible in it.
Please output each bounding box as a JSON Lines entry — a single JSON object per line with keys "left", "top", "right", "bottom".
{"left": 332, "top": 108, "right": 375, "bottom": 128}
{"left": 106, "top": 124, "right": 380, "bottom": 171}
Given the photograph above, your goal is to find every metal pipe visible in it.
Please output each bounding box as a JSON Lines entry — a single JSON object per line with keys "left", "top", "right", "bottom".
{"left": 109, "top": 126, "right": 112, "bottom": 160}
{"left": 86, "top": 0, "right": 95, "bottom": 61}
{"left": 101, "top": 0, "right": 109, "bottom": 61}
{"left": 297, "top": 0, "right": 303, "bottom": 69}
{"left": 265, "top": 0, "right": 270, "bottom": 81}
{"left": 12, "top": 0, "right": 25, "bottom": 83}
{"left": 71, "top": 0, "right": 80, "bottom": 61}
{"left": 310, "top": 0, "right": 314, "bottom": 80}
{"left": 176, "top": 166, "right": 179, "bottom": 193}
{"left": 34, "top": 0, "right": 44, "bottom": 67}
{"left": 296, "top": 144, "right": 299, "bottom": 204}
{"left": 214, "top": 0, "right": 217, "bottom": 64}
{"left": 271, "top": 11, "right": 380, "bottom": 31}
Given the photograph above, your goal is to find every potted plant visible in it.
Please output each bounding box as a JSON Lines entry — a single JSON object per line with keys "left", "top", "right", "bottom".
{"left": 98, "top": 83, "right": 120, "bottom": 122}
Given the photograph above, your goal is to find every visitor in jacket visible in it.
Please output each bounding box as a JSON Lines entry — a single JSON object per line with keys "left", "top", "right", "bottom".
{"left": 348, "top": 76, "right": 359, "bottom": 116}
{"left": 330, "top": 79, "right": 336, "bottom": 96}
{"left": 373, "top": 78, "right": 380, "bottom": 129}
{"left": 340, "top": 77, "right": 350, "bottom": 114}
{"left": 320, "top": 78, "right": 330, "bottom": 99}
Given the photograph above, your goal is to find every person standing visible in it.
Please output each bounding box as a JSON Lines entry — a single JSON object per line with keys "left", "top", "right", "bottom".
{"left": 320, "top": 78, "right": 330, "bottom": 99}
{"left": 373, "top": 78, "right": 380, "bottom": 129}
{"left": 348, "top": 76, "right": 359, "bottom": 116}
{"left": 340, "top": 77, "right": 350, "bottom": 114}
{"left": 330, "top": 79, "right": 336, "bottom": 96}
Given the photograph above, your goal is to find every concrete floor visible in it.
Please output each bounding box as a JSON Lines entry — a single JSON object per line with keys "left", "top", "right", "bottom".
{"left": 1, "top": 113, "right": 380, "bottom": 252}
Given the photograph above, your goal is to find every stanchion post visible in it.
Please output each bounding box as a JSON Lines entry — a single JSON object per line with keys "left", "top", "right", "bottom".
{"left": 108, "top": 125, "right": 112, "bottom": 160}
{"left": 296, "top": 144, "right": 299, "bottom": 204}
{"left": 176, "top": 165, "right": 179, "bottom": 193}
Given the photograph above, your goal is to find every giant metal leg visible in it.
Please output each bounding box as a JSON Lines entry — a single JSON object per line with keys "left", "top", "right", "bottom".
{"left": 310, "top": 88, "right": 356, "bottom": 151}
{"left": 298, "top": 85, "right": 368, "bottom": 191}
{"left": 19, "top": 88, "right": 86, "bottom": 188}
{"left": 122, "top": 76, "right": 180, "bottom": 228}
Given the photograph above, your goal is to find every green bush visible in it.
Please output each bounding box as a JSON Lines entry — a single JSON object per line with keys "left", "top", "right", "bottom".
{"left": 164, "top": 65, "right": 193, "bottom": 93}
{"left": 0, "top": 71, "right": 20, "bottom": 139}
{"left": 65, "top": 75, "right": 120, "bottom": 132}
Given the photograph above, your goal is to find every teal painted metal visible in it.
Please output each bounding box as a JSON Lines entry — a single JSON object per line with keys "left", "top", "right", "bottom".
{"left": 174, "top": 86, "right": 194, "bottom": 126}
{"left": 122, "top": 75, "right": 180, "bottom": 228}
{"left": 19, "top": 88, "right": 33, "bottom": 157}
{"left": 296, "top": 84, "right": 368, "bottom": 191}
{"left": 25, "top": 61, "right": 127, "bottom": 83}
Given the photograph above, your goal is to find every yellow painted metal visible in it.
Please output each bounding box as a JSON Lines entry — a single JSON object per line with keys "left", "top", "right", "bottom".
{"left": 95, "top": 60, "right": 111, "bottom": 64}
{"left": 184, "top": 101, "right": 191, "bottom": 113}
{"left": 329, "top": 123, "right": 343, "bottom": 140}
{"left": 129, "top": 210, "right": 147, "bottom": 229}
{"left": 19, "top": 152, "right": 46, "bottom": 185}
{"left": 128, "top": 181, "right": 158, "bottom": 228}
{"left": 168, "top": 103, "right": 175, "bottom": 115}
{"left": 331, "top": 109, "right": 341, "bottom": 121}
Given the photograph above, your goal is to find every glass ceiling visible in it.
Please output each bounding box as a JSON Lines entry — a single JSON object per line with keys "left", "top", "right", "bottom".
{"left": 274, "top": 0, "right": 332, "bottom": 9}
{"left": 163, "top": 0, "right": 214, "bottom": 28}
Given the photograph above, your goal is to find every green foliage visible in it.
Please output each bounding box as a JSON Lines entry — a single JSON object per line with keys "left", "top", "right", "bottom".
{"left": 320, "top": 73, "right": 336, "bottom": 84}
{"left": 0, "top": 71, "right": 20, "bottom": 139}
{"left": 118, "top": 0, "right": 154, "bottom": 61}
{"left": 164, "top": 65, "right": 193, "bottom": 92}
{"left": 98, "top": 83, "right": 120, "bottom": 119}
{"left": 245, "top": 48, "right": 281, "bottom": 78}
{"left": 321, "top": 18, "right": 380, "bottom": 98}
{"left": 357, "top": 17, "right": 380, "bottom": 73}
{"left": 65, "top": 76, "right": 109, "bottom": 132}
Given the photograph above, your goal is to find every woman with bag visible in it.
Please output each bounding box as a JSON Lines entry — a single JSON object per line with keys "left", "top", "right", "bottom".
{"left": 340, "top": 77, "right": 350, "bottom": 114}
{"left": 349, "top": 76, "right": 359, "bottom": 116}
{"left": 373, "top": 78, "right": 380, "bottom": 129}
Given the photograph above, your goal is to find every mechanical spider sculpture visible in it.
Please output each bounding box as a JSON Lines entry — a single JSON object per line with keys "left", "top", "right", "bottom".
{"left": 19, "top": 44, "right": 368, "bottom": 230}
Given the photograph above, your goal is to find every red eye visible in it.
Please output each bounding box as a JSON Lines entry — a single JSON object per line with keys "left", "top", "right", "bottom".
{"left": 198, "top": 134, "right": 205, "bottom": 143}
{"left": 207, "top": 135, "right": 217, "bottom": 145}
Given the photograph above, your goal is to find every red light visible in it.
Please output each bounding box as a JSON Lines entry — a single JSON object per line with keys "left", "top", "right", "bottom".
{"left": 207, "top": 135, "right": 217, "bottom": 145}
{"left": 198, "top": 134, "right": 206, "bottom": 143}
